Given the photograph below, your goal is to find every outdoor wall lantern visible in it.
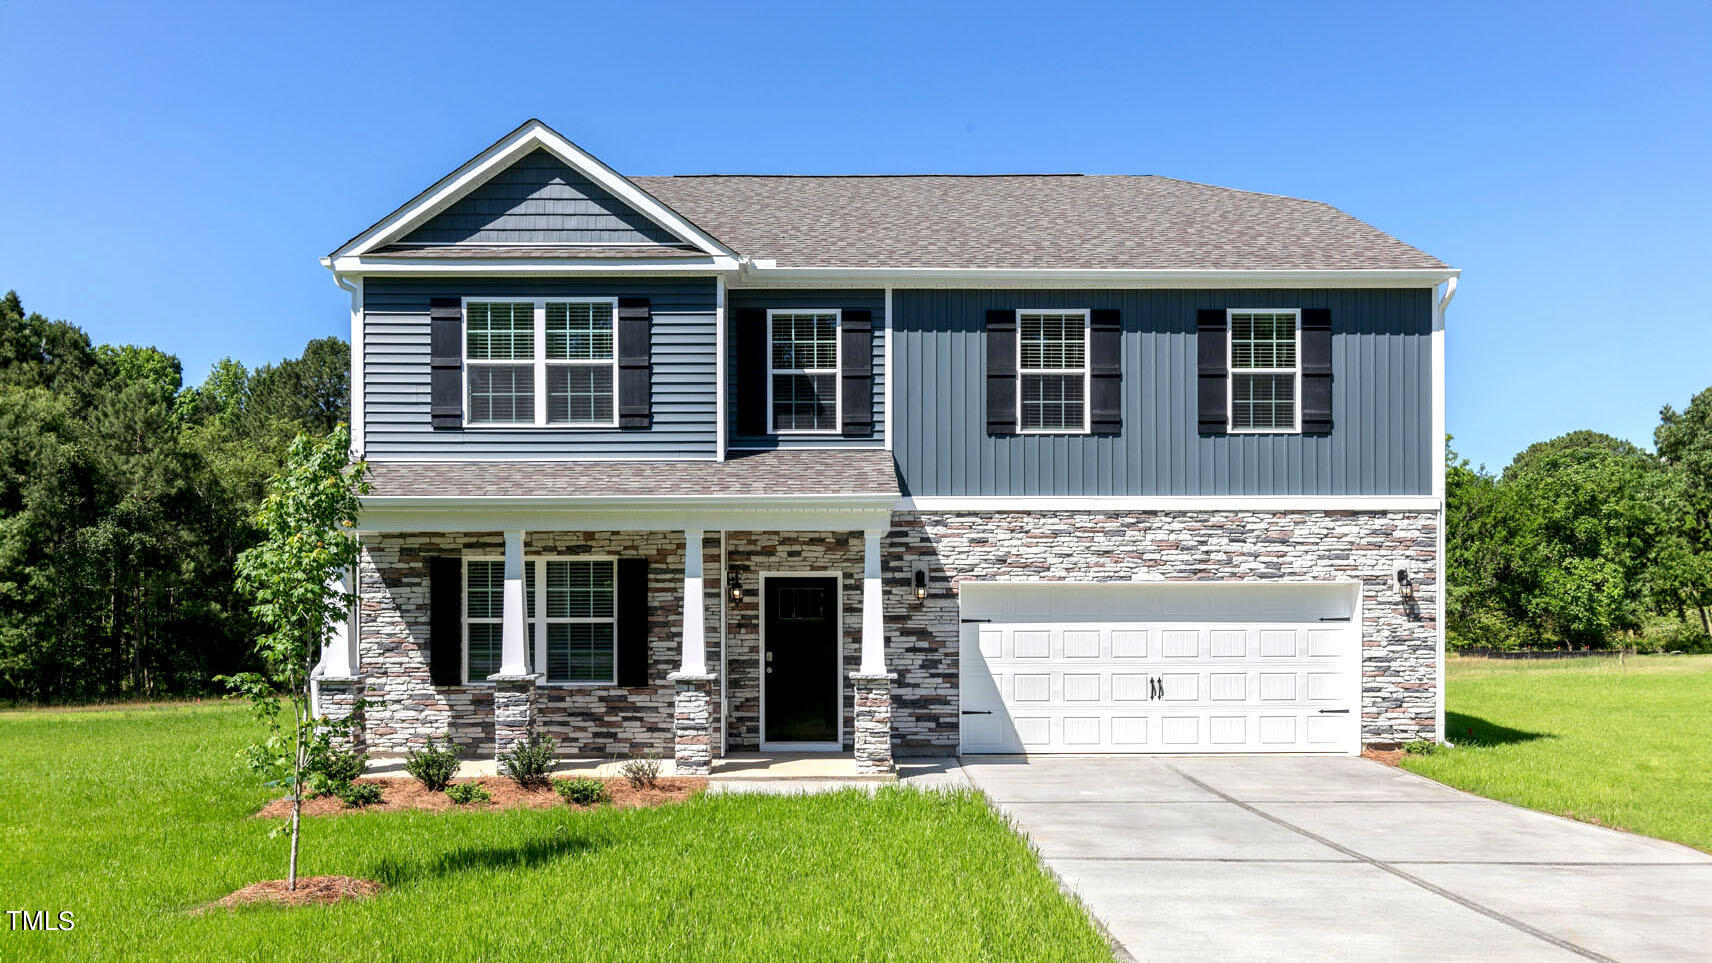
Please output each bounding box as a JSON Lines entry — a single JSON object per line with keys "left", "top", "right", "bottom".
{"left": 727, "top": 569, "right": 743, "bottom": 604}
{"left": 1396, "top": 568, "right": 1415, "bottom": 603}
{"left": 912, "top": 565, "right": 929, "bottom": 601}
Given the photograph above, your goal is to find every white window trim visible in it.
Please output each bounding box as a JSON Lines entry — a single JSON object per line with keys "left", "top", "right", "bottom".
{"left": 463, "top": 555, "right": 618, "bottom": 686}
{"left": 765, "top": 308, "right": 842, "bottom": 435}
{"left": 1015, "top": 308, "right": 1091, "bottom": 435}
{"left": 462, "top": 296, "right": 621, "bottom": 429}
{"left": 1226, "top": 308, "right": 1302, "bottom": 435}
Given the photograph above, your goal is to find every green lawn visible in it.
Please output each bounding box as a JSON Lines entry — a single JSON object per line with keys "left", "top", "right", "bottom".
{"left": 1401, "top": 654, "right": 1712, "bottom": 852}
{"left": 0, "top": 703, "right": 1110, "bottom": 961}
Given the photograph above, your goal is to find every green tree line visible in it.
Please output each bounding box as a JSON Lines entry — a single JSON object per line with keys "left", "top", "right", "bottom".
{"left": 1448, "top": 392, "right": 1712, "bottom": 651}
{"left": 0, "top": 291, "right": 349, "bottom": 702}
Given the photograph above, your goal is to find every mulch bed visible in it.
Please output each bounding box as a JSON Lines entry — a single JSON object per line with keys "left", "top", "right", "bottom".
{"left": 255, "top": 776, "right": 704, "bottom": 818}
{"left": 1361, "top": 747, "right": 1404, "bottom": 767}
{"left": 193, "top": 875, "right": 383, "bottom": 913}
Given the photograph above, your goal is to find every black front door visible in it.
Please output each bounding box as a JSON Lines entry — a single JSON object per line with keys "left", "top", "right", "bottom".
{"left": 763, "top": 576, "right": 839, "bottom": 743}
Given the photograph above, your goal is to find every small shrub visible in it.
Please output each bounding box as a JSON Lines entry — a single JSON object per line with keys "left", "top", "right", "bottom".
{"left": 619, "top": 750, "right": 664, "bottom": 790}
{"left": 445, "top": 782, "right": 491, "bottom": 805}
{"left": 404, "top": 736, "right": 461, "bottom": 792}
{"left": 498, "top": 732, "right": 558, "bottom": 789}
{"left": 1403, "top": 739, "right": 1441, "bottom": 756}
{"left": 335, "top": 781, "right": 384, "bottom": 808}
{"left": 306, "top": 742, "right": 368, "bottom": 797}
{"left": 554, "top": 777, "right": 609, "bottom": 806}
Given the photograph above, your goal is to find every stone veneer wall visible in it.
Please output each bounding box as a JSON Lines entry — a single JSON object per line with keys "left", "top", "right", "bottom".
{"left": 884, "top": 510, "right": 1440, "bottom": 750}
{"left": 356, "top": 530, "right": 722, "bottom": 757}
{"left": 721, "top": 532, "right": 865, "bottom": 750}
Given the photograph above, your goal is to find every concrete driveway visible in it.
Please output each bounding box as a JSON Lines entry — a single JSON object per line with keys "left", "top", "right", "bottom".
{"left": 961, "top": 755, "right": 1712, "bottom": 962}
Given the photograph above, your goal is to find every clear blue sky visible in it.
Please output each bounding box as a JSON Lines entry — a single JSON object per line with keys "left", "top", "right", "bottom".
{"left": 2, "top": 0, "right": 1707, "bottom": 472}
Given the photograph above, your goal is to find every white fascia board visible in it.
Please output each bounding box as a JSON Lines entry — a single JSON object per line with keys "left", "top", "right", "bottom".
{"left": 738, "top": 266, "right": 1461, "bottom": 289}
{"left": 897, "top": 495, "right": 1443, "bottom": 512}
{"left": 358, "top": 502, "right": 894, "bottom": 534}
{"left": 327, "top": 255, "right": 739, "bottom": 276}
{"left": 362, "top": 493, "right": 898, "bottom": 511}
{"left": 329, "top": 120, "right": 736, "bottom": 260}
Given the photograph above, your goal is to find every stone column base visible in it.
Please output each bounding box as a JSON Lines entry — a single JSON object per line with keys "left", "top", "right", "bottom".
{"left": 490, "top": 673, "right": 541, "bottom": 759}
{"left": 850, "top": 672, "right": 895, "bottom": 775}
{"left": 669, "top": 672, "right": 717, "bottom": 776}
{"left": 315, "top": 675, "right": 366, "bottom": 752}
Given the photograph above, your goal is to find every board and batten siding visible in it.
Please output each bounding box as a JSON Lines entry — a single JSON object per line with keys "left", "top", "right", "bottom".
{"left": 362, "top": 277, "right": 717, "bottom": 459}
{"left": 726, "top": 289, "right": 887, "bottom": 450}
{"left": 397, "top": 148, "right": 682, "bottom": 246}
{"left": 892, "top": 288, "right": 1432, "bottom": 496}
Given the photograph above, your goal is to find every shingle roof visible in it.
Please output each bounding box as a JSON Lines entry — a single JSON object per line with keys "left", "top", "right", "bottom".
{"left": 631, "top": 174, "right": 1445, "bottom": 271}
{"left": 365, "top": 450, "right": 900, "bottom": 499}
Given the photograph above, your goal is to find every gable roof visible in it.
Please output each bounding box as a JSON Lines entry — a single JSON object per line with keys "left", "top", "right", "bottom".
{"left": 327, "top": 120, "right": 734, "bottom": 261}
{"left": 633, "top": 174, "right": 1446, "bottom": 271}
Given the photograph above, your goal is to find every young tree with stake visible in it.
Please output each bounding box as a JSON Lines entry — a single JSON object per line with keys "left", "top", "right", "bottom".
{"left": 223, "top": 425, "right": 367, "bottom": 890}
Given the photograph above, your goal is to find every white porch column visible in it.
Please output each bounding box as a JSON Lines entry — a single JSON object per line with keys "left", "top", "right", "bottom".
{"left": 860, "top": 529, "right": 886, "bottom": 675}
{"left": 679, "top": 529, "right": 708, "bottom": 675}
{"left": 319, "top": 568, "right": 358, "bottom": 677}
{"left": 497, "top": 529, "right": 530, "bottom": 676}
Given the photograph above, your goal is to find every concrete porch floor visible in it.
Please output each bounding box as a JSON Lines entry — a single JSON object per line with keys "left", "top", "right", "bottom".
{"left": 365, "top": 752, "right": 965, "bottom": 789}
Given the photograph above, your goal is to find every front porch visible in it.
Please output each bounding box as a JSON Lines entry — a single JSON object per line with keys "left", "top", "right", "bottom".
{"left": 326, "top": 452, "right": 908, "bottom": 776}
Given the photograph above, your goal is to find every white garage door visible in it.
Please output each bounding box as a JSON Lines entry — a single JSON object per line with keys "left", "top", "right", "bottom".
{"left": 958, "top": 582, "right": 1362, "bottom": 754}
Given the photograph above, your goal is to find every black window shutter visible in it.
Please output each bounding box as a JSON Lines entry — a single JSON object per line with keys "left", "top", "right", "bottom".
{"left": 617, "top": 297, "right": 652, "bottom": 429}
{"left": 1300, "top": 308, "right": 1333, "bottom": 434}
{"left": 616, "top": 558, "right": 650, "bottom": 687}
{"left": 735, "top": 307, "right": 768, "bottom": 436}
{"left": 429, "top": 556, "right": 463, "bottom": 686}
{"left": 1196, "top": 308, "right": 1229, "bottom": 435}
{"left": 1089, "top": 308, "right": 1122, "bottom": 435}
{"left": 429, "top": 297, "right": 462, "bottom": 429}
{"left": 840, "top": 309, "right": 873, "bottom": 437}
{"left": 986, "top": 309, "right": 1017, "bottom": 435}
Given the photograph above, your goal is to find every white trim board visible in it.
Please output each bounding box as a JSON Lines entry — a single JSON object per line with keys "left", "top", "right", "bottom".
{"left": 896, "top": 495, "right": 1442, "bottom": 512}
{"left": 329, "top": 119, "right": 735, "bottom": 260}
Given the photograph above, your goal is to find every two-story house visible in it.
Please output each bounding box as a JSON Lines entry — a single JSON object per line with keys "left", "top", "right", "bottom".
{"left": 315, "top": 120, "right": 1457, "bottom": 775}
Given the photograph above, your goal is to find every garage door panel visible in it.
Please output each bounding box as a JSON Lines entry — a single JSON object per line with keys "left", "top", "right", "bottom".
{"left": 1063, "top": 674, "right": 1102, "bottom": 702}
{"left": 1064, "top": 630, "right": 1101, "bottom": 659}
{"left": 1209, "top": 629, "right": 1247, "bottom": 658}
{"left": 1112, "top": 629, "right": 1149, "bottom": 659}
{"left": 959, "top": 585, "right": 1361, "bottom": 754}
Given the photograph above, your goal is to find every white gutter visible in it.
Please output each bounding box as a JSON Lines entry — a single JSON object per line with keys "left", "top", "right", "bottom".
{"left": 735, "top": 265, "right": 1461, "bottom": 288}
{"left": 360, "top": 492, "right": 899, "bottom": 511}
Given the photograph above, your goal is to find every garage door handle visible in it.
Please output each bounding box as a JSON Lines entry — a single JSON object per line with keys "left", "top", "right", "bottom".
{"left": 961, "top": 710, "right": 992, "bottom": 716}
{"left": 1318, "top": 709, "right": 1350, "bottom": 714}
{"left": 960, "top": 618, "right": 992, "bottom": 624}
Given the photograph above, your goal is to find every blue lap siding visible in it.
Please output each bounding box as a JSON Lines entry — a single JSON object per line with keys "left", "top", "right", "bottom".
{"left": 891, "top": 288, "right": 1432, "bottom": 496}
{"left": 361, "top": 277, "right": 717, "bottom": 459}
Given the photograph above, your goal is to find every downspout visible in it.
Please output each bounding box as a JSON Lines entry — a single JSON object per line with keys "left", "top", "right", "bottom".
{"left": 1433, "top": 276, "right": 1457, "bottom": 744}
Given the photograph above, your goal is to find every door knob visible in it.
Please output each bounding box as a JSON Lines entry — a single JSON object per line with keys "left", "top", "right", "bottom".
{"left": 765, "top": 667, "right": 773, "bottom": 674}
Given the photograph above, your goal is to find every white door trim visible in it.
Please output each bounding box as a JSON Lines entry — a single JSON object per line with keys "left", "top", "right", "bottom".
{"left": 758, "top": 571, "right": 845, "bottom": 752}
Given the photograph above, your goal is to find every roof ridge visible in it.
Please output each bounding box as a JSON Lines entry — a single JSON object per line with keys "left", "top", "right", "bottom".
{"left": 636, "top": 173, "right": 1094, "bottom": 179}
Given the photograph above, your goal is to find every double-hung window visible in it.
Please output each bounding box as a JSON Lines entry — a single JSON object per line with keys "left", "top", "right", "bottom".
{"left": 465, "top": 302, "right": 535, "bottom": 424}
{"left": 540, "top": 559, "right": 616, "bottom": 684}
{"left": 767, "top": 310, "right": 840, "bottom": 433}
{"left": 1018, "top": 310, "right": 1090, "bottom": 433}
{"left": 462, "top": 557, "right": 616, "bottom": 685}
{"left": 1228, "top": 309, "right": 1300, "bottom": 433}
{"left": 464, "top": 298, "right": 618, "bottom": 427}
